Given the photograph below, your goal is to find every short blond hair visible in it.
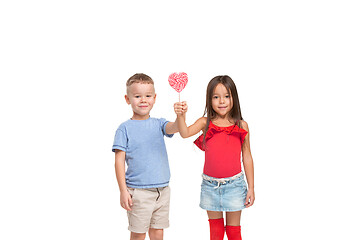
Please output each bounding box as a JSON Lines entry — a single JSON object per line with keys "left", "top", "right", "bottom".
{"left": 126, "top": 73, "right": 154, "bottom": 87}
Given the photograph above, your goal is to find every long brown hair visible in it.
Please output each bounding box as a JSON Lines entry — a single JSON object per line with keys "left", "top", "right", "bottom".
{"left": 203, "top": 75, "right": 244, "bottom": 143}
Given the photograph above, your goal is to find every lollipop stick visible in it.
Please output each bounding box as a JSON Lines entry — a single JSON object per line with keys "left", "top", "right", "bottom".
{"left": 179, "top": 92, "right": 180, "bottom": 102}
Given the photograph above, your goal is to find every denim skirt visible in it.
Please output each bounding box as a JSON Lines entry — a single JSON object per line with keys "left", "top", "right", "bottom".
{"left": 200, "top": 172, "right": 248, "bottom": 212}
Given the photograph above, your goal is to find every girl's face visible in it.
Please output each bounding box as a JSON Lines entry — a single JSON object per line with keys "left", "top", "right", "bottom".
{"left": 211, "top": 83, "right": 233, "bottom": 118}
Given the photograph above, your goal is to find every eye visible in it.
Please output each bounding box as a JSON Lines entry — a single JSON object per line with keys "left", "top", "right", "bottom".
{"left": 225, "top": 95, "right": 230, "bottom": 98}
{"left": 146, "top": 95, "right": 152, "bottom": 98}
{"left": 213, "top": 96, "right": 219, "bottom": 99}
{"left": 135, "top": 95, "right": 140, "bottom": 98}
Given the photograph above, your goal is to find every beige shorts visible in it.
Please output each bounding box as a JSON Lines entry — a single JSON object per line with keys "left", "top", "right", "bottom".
{"left": 127, "top": 186, "right": 170, "bottom": 233}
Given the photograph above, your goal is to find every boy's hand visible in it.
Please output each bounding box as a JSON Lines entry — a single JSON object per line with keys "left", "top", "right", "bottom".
{"left": 120, "top": 189, "right": 133, "bottom": 211}
{"left": 174, "top": 101, "right": 188, "bottom": 115}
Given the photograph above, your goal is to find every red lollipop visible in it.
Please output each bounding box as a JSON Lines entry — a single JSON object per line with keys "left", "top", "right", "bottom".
{"left": 168, "top": 72, "right": 188, "bottom": 101}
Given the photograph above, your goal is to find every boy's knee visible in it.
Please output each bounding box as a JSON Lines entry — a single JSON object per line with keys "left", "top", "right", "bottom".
{"left": 149, "top": 228, "right": 163, "bottom": 240}
{"left": 130, "top": 232, "right": 146, "bottom": 240}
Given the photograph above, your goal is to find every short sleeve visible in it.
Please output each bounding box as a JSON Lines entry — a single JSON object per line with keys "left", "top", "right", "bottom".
{"left": 239, "top": 130, "right": 248, "bottom": 145}
{"left": 194, "top": 135, "right": 205, "bottom": 151}
{"left": 112, "top": 127, "right": 128, "bottom": 152}
{"left": 159, "top": 118, "right": 174, "bottom": 138}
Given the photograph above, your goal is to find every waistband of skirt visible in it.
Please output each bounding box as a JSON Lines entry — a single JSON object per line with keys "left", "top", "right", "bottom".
{"left": 202, "top": 172, "right": 243, "bottom": 183}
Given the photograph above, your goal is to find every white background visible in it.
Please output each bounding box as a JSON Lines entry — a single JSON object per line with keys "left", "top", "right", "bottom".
{"left": 1, "top": 0, "right": 360, "bottom": 239}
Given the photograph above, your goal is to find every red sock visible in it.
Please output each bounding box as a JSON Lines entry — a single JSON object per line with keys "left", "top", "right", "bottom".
{"left": 225, "top": 225, "right": 242, "bottom": 240}
{"left": 208, "top": 218, "right": 225, "bottom": 240}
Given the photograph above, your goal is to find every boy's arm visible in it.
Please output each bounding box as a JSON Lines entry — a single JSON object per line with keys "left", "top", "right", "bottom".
{"left": 114, "top": 150, "right": 133, "bottom": 211}
{"left": 165, "top": 118, "right": 180, "bottom": 134}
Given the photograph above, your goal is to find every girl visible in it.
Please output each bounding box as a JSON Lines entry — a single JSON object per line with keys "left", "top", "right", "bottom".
{"left": 174, "top": 75, "right": 255, "bottom": 240}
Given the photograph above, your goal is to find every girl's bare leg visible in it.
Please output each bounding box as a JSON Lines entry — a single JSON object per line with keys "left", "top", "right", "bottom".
{"left": 207, "top": 210, "right": 223, "bottom": 219}
{"left": 225, "top": 211, "right": 242, "bottom": 226}
{"left": 225, "top": 211, "right": 242, "bottom": 240}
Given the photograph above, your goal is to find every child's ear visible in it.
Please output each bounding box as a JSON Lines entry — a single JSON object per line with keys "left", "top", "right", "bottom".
{"left": 154, "top": 93, "right": 157, "bottom": 102}
{"left": 125, "top": 95, "right": 130, "bottom": 105}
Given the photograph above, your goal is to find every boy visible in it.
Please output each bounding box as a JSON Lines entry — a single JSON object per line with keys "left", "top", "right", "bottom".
{"left": 112, "top": 73, "right": 180, "bottom": 240}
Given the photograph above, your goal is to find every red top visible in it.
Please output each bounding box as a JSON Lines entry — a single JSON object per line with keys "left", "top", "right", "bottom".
{"left": 194, "top": 121, "right": 248, "bottom": 178}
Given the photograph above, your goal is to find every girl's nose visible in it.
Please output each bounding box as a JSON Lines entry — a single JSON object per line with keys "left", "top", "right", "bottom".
{"left": 220, "top": 97, "right": 225, "bottom": 103}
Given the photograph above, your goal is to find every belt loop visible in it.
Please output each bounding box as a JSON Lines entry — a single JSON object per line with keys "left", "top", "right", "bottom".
{"left": 156, "top": 188, "right": 160, "bottom": 201}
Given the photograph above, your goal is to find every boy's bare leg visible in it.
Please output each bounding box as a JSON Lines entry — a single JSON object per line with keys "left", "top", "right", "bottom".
{"left": 148, "top": 228, "right": 163, "bottom": 240}
{"left": 130, "top": 232, "right": 146, "bottom": 240}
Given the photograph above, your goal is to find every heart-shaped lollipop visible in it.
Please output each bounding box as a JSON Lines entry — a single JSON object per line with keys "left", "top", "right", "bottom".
{"left": 168, "top": 72, "right": 188, "bottom": 93}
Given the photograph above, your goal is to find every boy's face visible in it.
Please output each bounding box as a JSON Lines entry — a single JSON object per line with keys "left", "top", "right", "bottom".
{"left": 125, "top": 82, "right": 156, "bottom": 120}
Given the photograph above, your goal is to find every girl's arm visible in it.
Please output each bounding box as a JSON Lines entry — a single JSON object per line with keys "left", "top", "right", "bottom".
{"left": 241, "top": 120, "right": 255, "bottom": 208}
{"left": 174, "top": 102, "right": 206, "bottom": 138}
{"left": 166, "top": 101, "right": 190, "bottom": 134}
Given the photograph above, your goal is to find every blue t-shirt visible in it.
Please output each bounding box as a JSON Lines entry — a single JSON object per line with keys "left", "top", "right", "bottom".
{"left": 112, "top": 117, "right": 174, "bottom": 188}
